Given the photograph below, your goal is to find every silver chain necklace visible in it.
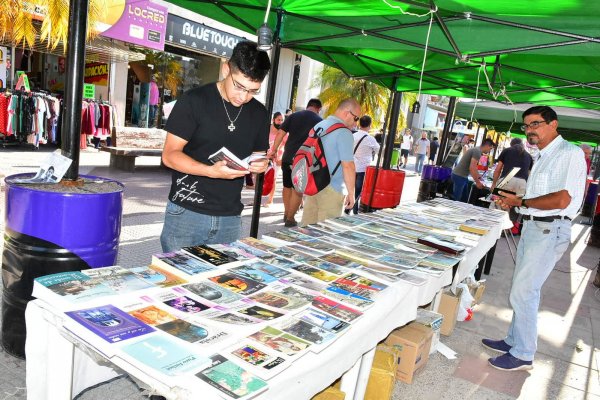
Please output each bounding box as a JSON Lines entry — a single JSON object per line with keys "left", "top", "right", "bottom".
{"left": 220, "top": 95, "right": 244, "bottom": 132}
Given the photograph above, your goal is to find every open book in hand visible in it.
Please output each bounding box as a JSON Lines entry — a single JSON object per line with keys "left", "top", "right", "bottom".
{"left": 208, "top": 147, "right": 267, "bottom": 171}
{"left": 492, "top": 167, "right": 521, "bottom": 196}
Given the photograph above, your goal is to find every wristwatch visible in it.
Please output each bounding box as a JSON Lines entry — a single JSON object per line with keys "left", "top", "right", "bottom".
{"left": 520, "top": 198, "right": 528, "bottom": 208}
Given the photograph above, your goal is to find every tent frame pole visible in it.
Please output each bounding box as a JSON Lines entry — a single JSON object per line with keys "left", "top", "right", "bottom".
{"left": 250, "top": 10, "right": 283, "bottom": 238}
{"left": 436, "top": 96, "right": 457, "bottom": 166}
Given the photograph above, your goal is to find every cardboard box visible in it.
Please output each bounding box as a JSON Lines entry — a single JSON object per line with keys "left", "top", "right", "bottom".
{"left": 312, "top": 386, "right": 345, "bottom": 400}
{"left": 384, "top": 322, "right": 433, "bottom": 384}
{"left": 365, "top": 344, "right": 400, "bottom": 400}
{"left": 438, "top": 288, "right": 462, "bottom": 336}
{"left": 415, "top": 308, "right": 443, "bottom": 354}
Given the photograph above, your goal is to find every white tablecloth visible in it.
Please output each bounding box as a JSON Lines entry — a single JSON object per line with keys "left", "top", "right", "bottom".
{"left": 26, "top": 280, "right": 426, "bottom": 400}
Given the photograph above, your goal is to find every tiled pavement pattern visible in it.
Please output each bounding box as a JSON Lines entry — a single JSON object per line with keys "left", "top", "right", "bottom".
{"left": 0, "top": 146, "right": 599, "bottom": 399}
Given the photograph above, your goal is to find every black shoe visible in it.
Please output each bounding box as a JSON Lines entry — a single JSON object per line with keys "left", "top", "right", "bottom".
{"left": 482, "top": 338, "right": 512, "bottom": 353}
{"left": 284, "top": 219, "right": 298, "bottom": 227}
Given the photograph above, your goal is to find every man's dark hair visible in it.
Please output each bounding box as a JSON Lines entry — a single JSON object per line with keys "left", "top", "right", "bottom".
{"left": 273, "top": 111, "right": 282, "bottom": 120}
{"left": 433, "top": 137, "right": 439, "bottom": 140}
{"left": 481, "top": 138, "right": 495, "bottom": 147}
{"left": 229, "top": 41, "right": 271, "bottom": 82}
{"left": 359, "top": 115, "right": 372, "bottom": 129}
{"left": 285, "top": 108, "right": 292, "bottom": 113}
{"left": 306, "top": 98, "right": 322, "bottom": 109}
{"left": 522, "top": 106, "right": 558, "bottom": 122}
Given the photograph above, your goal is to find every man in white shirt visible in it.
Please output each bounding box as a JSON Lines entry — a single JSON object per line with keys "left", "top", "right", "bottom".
{"left": 399, "top": 128, "right": 413, "bottom": 168}
{"left": 483, "top": 106, "right": 586, "bottom": 371}
{"left": 346, "top": 115, "right": 380, "bottom": 214}
{"left": 413, "top": 131, "right": 430, "bottom": 174}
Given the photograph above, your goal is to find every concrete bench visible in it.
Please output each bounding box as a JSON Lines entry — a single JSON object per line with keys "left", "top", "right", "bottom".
{"left": 101, "top": 127, "right": 166, "bottom": 172}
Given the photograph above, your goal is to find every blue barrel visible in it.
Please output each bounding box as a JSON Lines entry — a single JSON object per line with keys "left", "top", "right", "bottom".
{"left": 2, "top": 174, "right": 124, "bottom": 357}
{"left": 422, "top": 165, "right": 434, "bottom": 180}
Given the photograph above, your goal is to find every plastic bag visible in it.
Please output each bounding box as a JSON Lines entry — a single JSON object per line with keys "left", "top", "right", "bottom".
{"left": 262, "top": 164, "right": 275, "bottom": 196}
{"left": 455, "top": 283, "right": 475, "bottom": 321}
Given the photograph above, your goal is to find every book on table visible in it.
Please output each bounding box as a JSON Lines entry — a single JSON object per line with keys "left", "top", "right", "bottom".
{"left": 182, "top": 244, "right": 238, "bottom": 266}
{"left": 32, "top": 271, "right": 117, "bottom": 309}
{"left": 118, "top": 333, "right": 211, "bottom": 377}
{"left": 151, "top": 251, "right": 217, "bottom": 278}
{"left": 63, "top": 304, "right": 155, "bottom": 357}
{"left": 195, "top": 353, "right": 268, "bottom": 400}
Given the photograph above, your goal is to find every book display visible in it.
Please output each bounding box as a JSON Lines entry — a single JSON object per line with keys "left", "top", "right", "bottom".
{"left": 26, "top": 198, "right": 510, "bottom": 400}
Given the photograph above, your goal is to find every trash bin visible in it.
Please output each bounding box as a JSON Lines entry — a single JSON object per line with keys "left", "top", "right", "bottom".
{"left": 361, "top": 166, "right": 405, "bottom": 209}
{"left": 391, "top": 149, "right": 400, "bottom": 168}
{"left": 2, "top": 174, "right": 124, "bottom": 358}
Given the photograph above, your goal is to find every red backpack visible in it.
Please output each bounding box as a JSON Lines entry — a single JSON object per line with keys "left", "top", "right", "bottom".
{"left": 291, "top": 122, "right": 346, "bottom": 195}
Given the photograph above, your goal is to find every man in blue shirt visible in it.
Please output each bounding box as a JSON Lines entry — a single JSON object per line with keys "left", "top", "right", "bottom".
{"left": 300, "top": 99, "right": 361, "bottom": 226}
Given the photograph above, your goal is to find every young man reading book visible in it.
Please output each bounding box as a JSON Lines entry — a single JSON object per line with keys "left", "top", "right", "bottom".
{"left": 160, "top": 41, "right": 271, "bottom": 252}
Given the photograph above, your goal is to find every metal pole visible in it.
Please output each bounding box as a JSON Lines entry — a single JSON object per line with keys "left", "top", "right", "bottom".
{"left": 436, "top": 96, "right": 456, "bottom": 165}
{"left": 250, "top": 11, "right": 282, "bottom": 238}
{"left": 381, "top": 91, "right": 402, "bottom": 169}
{"left": 61, "top": 0, "right": 89, "bottom": 181}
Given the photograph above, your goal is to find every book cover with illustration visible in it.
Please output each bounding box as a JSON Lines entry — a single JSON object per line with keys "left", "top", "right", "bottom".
{"left": 182, "top": 244, "right": 237, "bottom": 266}
{"left": 155, "top": 319, "right": 229, "bottom": 347}
{"left": 296, "top": 308, "right": 350, "bottom": 333}
{"left": 33, "top": 271, "right": 115, "bottom": 306}
{"left": 230, "top": 261, "right": 290, "bottom": 284}
{"left": 66, "top": 305, "right": 155, "bottom": 343}
{"left": 291, "top": 264, "right": 337, "bottom": 283}
{"left": 225, "top": 342, "right": 290, "bottom": 380}
{"left": 208, "top": 273, "right": 267, "bottom": 296}
{"left": 196, "top": 354, "right": 268, "bottom": 399}
{"left": 248, "top": 290, "right": 309, "bottom": 310}
{"left": 311, "top": 296, "right": 363, "bottom": 322}
{"left": 248, "top": 326, "right": 311, "bottom": 357}
{"left": 278, "top": 319, "right": 336, "bottom": 346}
{"left": 128, "top": 305, "right": 178, "bottom": 326}
{"left": 130, "top": 265, "right": 187, "bottom": 288}
{"left": 210, "top": 244, "right": 257, "bottom": 262}
{"left": 279, "top": 273, "right": 327, "bottom": 294}
{"left": 183, "top": 281, "right": 244, "bottom": 305}
{"left": 81, "top": 266, "right": 155, "bottom": 294}
{"left": 152, "top": 251, "right": 217, "bottom": 277}
{"left": 236, "top": 305, "right": 285, "bottom": 322}
{"left": 120, "top": 335, "right": 210, "bottom": 377}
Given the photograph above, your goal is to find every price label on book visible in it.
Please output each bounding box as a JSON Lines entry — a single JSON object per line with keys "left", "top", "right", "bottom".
{"left": 83, "top": 83, "right": 95, "bottom": 99}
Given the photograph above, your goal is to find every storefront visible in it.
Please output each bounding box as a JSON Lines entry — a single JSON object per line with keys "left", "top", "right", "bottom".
{"left": 123, "top": 13, "right": 247, "bottom": 128}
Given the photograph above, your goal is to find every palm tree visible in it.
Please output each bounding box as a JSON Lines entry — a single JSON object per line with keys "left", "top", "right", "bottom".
{"left": 315, "top": 65, "right": 419, "bottom": 134}
{"left": 315, "top": 65, "right": 390, "bottom": 128}
{"left": 0, "top": 0, "right": 106, "bottom": 50}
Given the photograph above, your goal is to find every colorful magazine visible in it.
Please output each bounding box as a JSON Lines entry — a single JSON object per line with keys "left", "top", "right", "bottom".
{"left": 208, "top": 273, "right": 267, "bottom": 296}
{"left": 182, "top": 244, "right": 237, "bottom": 266}
{"left": 183, "top": 281, "right": 244, "bottom": 305}
{"left": 66, "top": 304, "right": 154, "bottom": 343}
{"left": 311, "top": 296, "right": 363, "bottom": 322}
{"left": 248, "top": 326, "right": 310, "bottom": 357}
{"left": 121, "top": 334, "right": 210, "bottom": 376}
{"left": 130, "top": 265, "right": 187, "bottom": 288}
{"left": 196, "top": 354, "right": 268, "bottom": 399}
{"left": 151, "top": 251, "right": 216, "bottom": 277}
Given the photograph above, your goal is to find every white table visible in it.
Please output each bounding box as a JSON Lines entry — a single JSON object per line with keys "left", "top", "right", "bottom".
{"left": 25, "top": 201, "right": 506, "bottom": 399}
{"left": 26, "top": 279, "right": 427, "bottom": 400}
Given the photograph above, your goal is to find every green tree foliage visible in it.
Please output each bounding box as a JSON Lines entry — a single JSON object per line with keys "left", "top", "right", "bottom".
{"left": 315, "top": 65, "right": 419, "bottom": 134}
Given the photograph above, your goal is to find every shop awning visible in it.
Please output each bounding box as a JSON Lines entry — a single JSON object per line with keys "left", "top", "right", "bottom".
{"left": 455, "top": 101, "right": 600, "bottom": 144}
{"left": 0, "top": 36, "right": 145, "bottom": 64}
{"left": 166, "top": 0, "right": 600, "bottom": 112}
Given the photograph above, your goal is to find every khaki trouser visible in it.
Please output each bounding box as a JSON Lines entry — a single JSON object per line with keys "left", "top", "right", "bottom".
{"left": 300, "top": 185, "right": 345, "bottom": 226}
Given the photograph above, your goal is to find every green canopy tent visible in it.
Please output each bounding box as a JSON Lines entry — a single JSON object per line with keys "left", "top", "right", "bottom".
{"left": 163, "top": 0, "right": 600, "bottom": 233}
{"left": 455, "top": 101, "right": 600, "bottom": 144}
{"left": 169, "top": 0, "right": 600, "bottom": 110}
